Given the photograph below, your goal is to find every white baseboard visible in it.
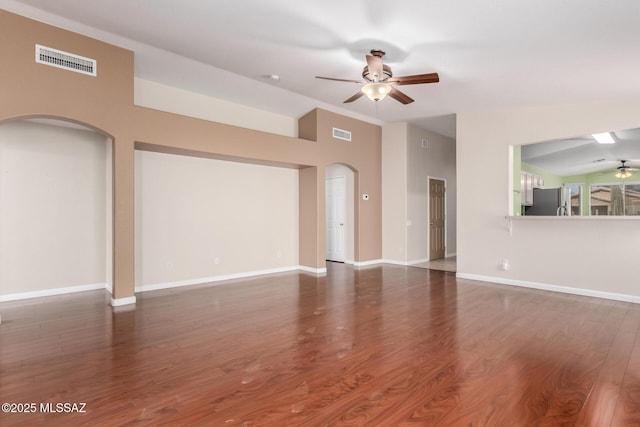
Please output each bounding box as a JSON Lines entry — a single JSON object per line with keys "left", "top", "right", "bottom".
{"left": 384, "top": 258, "right": 457, "bottom": 267}
{"left": 456, "top": 272, "right": 640, "bottom": 304}
{"left": 0, "top": 283, "right": 107, "bottom": 303}
{"left": 382, "top": 259, "right": 427, "bottom": 266}
{"left": 111, "top": 296, "right": 136, "bottom": 306}
{"left": 382, "top": 259, "right": 409, "bottom": 266}
{"left": 344, "top": 259, "right": 384, "bottom": 267}
{"left": 446, "top": 252, "right": 457, "bottom": 258}
{"left": 353, "top": 259, "right": 383, "bottom": 267}
{"left": 298, "top": 265, "right": 327, "bottom": 274}
{"left": 135, "top": 266, "right": 307, "bottom": 293}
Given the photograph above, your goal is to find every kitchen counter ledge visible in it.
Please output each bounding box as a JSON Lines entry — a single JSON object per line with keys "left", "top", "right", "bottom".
{"left": 506, "top": 215, "right": 640, "bottom": 220}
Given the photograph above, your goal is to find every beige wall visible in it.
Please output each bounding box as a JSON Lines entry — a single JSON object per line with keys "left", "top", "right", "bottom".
{"left": 382, "top": 123, "right": 408, "bottom": 262}
{"left": 135, "top": 150, "right": 298, "bottom": 289}
{"left": 297, "top": 109, "right": 382, "bottom": 266}
{"left": 407, "top": 125, "right": 457, "bottom": 260}
{"left": 311, "top": 109, "right": 383, "bottom": 264}
{"left": 457, "top": 100, "right": 640, "bottom": 298}
{"left": 0, "top": 10, "right": 383, "bottom": 301}
{"left": 0, "top": 120, "right": 110, "bottom": 297}
{"left": 134, "top": 78, "right": 298, "bottom": 137}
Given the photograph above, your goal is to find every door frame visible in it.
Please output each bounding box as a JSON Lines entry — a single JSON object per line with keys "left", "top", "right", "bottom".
{"left": 427, "top": 176, "right": 448, "bottom": 260}
{"left": 325, "top": 175, "right": 347, "bottom": 262}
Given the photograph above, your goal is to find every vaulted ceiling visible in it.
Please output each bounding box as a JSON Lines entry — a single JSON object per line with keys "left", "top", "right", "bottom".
{"left": 522, "top": 127, "right": 640, "bottom": 177}
{"left": 4, "top": 0, "right": 640, "bottom": 138}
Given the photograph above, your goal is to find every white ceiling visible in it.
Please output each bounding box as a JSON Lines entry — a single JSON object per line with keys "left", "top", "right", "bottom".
{"left": 3, "top": 0, "right": 640, "bottom": 139}
{"left": 522, "top": 128, "right": 640, "bottom": 177}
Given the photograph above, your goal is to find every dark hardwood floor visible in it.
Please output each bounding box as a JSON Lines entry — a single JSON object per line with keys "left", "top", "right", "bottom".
{"left": 1, "top": 263, "right": 640, "bottom": 426}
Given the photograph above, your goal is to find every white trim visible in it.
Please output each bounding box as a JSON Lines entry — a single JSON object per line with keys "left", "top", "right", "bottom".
{"left": 456, "top": 273, "right": 640, "bottom": 304}
{"left": 298, "top": 265, "right": 327, "bottom": 274}
{"left": 383, "top": 257, "right": 454, "bottom": 266}
{"left": 0, "top": 282, "right": 107, "bottom": 302}
{"left": 382, "top": 258, "right": 427, "bottom": 266}
{"left": 382, "top": 259, "right": 410, "bottom": 266}
{"left": 445, "top": 252, "right": 457, "bottom": 258}
{"left": 353, "top": 259, "right": 383, "bottom": 267}
{"left": 110, "top": 296, "right": 136, "bottom": 306}
{"left": 135, "top": 266, "right": 302, "bottom": 292}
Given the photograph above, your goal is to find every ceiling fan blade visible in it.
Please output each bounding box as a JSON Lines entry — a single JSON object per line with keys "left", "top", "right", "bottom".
{"left": 366, "top": 54, "right": 384, "bottom": 82}
{"left": 386, "top": 72, "right": 440, "bottom": 85}
{"left": 388, "top": 86, "right": 414, "bottom": 104}
{"left": 343, "top": 91, "right": 365, "bottom": 103}
{"left": 316, "top": 76, "right": 363, "bottom": 84}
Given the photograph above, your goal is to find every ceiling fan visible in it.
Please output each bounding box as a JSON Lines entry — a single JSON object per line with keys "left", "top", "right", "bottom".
{"left": 615, "top": 160, "right": 638, "bottom": 179}
{"left": 315, "top": 50, "right": 439, "bottom": 104}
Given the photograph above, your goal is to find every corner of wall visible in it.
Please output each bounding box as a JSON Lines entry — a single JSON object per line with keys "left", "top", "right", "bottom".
{"left": 382, "top": 123, "right": 409, "bottom": 262}
{"left": 298, "top": 109, "right": 318, "bottom": 141}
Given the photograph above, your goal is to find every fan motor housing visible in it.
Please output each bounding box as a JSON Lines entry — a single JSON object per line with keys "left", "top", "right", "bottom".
{"left": 362, "top": 64, "right": 392, "bottom": 82}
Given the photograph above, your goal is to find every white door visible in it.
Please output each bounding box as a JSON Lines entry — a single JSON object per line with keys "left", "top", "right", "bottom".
{"left": 326, "top": 176, "right": 346, "bottom": 262}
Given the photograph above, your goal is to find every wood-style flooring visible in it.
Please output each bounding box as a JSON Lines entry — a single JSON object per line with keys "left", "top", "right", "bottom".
{"left": 413, "top": 256, "right": 457, "bottom": 273}
{"left": 1, "top": 263, "right": 640, "bottom": 426}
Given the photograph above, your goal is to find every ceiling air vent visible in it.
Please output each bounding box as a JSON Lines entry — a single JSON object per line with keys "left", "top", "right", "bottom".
{"left": 332, "top": 127, "right": 351, "bottom": 142}
{"left": 35, "top": 44, "right": 97, "bottom": 76}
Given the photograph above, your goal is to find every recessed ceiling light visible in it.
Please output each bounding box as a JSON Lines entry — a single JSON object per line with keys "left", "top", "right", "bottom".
{"left": 268, "top": 74, "right": 280, "bottom": 81}
{"left": 592, "top": 132, "right": 615, "bottom": 144}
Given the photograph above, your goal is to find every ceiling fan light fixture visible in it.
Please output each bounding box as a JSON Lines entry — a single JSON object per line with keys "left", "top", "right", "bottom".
{"left": 361, "top": 82, "right": 391, "bottom": 101}
{"left": 616, "top": 169, "right": 632, "bottom": 179}
{"left": 593, "top": 132, "right": 615, "bottom": 144}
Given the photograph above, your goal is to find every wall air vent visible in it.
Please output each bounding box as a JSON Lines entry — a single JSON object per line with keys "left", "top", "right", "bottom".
{"left": 35, "top": 44, "right": 97, "bottom": 76}
{"left": 332, "top": 127, "right": 351, "bottom": 142}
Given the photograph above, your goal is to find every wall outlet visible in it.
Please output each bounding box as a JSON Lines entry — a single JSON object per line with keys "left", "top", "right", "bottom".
{"left": 214, "top": 257, "right": 220, "bottom": 265}
{"left": 276, "top": 250, "right": 282, "bottom": 259}
{"left": 501, "top": 259, "right": 509, "bottom": 271}
{"left": 166, "top": 261, "right": 173, "bottom": 270}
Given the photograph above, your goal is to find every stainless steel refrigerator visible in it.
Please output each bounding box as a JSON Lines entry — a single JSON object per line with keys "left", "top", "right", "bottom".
{"left": 525, "top": 187, "right": 572, "bottom": 216}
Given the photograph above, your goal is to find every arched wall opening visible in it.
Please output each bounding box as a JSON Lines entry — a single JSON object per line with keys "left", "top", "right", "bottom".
{"left": 0, "top": 117, "right": 114, "bottom": 300}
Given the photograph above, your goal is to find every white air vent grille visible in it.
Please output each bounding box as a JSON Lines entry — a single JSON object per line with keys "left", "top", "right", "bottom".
{"left": 332, "top": 127, "right": 351, "bottom": 141}
{"left": 35, "top": 44, "right": 97, "bottom": 76}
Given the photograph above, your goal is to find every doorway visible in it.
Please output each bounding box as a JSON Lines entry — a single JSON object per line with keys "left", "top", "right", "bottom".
{"left": 428, "top": 177, "right": 446, "bottom": 260}
{"left": 325, "top": 176, "right": 346, "bottom": 262}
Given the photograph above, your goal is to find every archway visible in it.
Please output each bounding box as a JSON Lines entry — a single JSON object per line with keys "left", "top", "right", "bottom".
{"left": 0, "top": 117, "right": 113, "bottom": 301}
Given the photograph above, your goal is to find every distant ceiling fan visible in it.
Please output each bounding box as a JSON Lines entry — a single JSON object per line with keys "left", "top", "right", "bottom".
{"left": 615, "top": 160, "right": 638, "bottom": 179}
{"left": 315, "top": 50, "right": 439, "bottom": 104}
